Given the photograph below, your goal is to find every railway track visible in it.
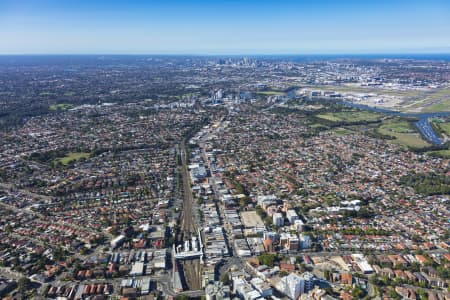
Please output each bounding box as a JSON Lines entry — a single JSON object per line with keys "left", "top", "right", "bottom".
{"left": 179, "top": 142, "right": 196, "bottom": 235}
{"left": 178, "top": 142, "right": 202, "bottom": 291}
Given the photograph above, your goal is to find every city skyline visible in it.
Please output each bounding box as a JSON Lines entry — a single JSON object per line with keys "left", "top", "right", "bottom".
{"left": 0, "top": 0, "right": 449, "bottom": 55}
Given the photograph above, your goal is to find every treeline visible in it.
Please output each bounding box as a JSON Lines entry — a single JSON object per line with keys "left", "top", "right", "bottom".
{"left": 271, "top": 100, "right": 346, "bottom": 116}
{"left": 399, "top": 172, "right": 450, "bottom": 195}
{"left": 342, "top": 207, "right": 374, "bottom": 219}
{"left": 365, "top": 130, "right": 396, "bottom": 141}
{"left": 340, "top": 227, "right": 391, "bottom": 236}
{"left": 29, "top": 149, "right": 69, "bottom": 165}
{"left": 409, "top": 144, "right": 450, "bottom": 153}
{"left": 0, "top": 104, "right": 51, "bottom": 130}
{"left": 313, "top": 116, "right": 383, "bottom": 128}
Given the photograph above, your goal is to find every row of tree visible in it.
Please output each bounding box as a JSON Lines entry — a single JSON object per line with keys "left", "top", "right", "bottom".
{"left": 399, "top": 172, "right": 450, "bottom": 195}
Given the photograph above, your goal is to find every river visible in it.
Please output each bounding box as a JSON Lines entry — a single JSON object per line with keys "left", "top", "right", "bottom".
{"left": 340, "top": 101, "right": 449, "bottom": 145}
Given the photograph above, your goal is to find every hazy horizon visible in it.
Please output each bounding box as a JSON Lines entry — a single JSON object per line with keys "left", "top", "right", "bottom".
{"left": 1, "top": 0, "right": 449, "bottom": 55}
{"left": 1, "top": 52, "right": 450, "bottom": 57}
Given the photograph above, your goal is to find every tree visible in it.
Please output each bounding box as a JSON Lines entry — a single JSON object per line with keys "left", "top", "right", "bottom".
{"left": 352, "top": 286, "right": 365, "bottom": 298}
{"left": 399, "top": 172, "right": 450, "bottom": 195}
{"left": 323, "top": 270, "right": 331, "bottom": 280}
{"left": 18, "top": 277, "right": 31, "bottom": 292}
{"left": 389, "top": 289, "right": 400, "bottom": 300}
{"left": 417, "top": 289, "right": 427, "bottom": 300}
{"left": 53, "top": 247, "right": 66, "bottom": 261}
{"left": 239, "top": 196, "right": 251, "bottom": 208}
{"left": 258, "top": 253, "right": 277, "bottom": 267}
{"left": 4, "top": 224, "right": 12, "bottom": 233}
{"left": 255, "top": 206, "right": 267, "bottom": 219}
{"left": 221, "top": 272, "right": 230, "bottom": 285}
{"left": 412, "top": 234, "right": 422, "bottom": 243}
{"left": 437, "top": 265, "right": 450, "bottom": 279}
{"left": 278, "top": 270, "right": 289, "bottom": 277}
{"left": 264, "top": 216, "right": 273, "bottom": 226}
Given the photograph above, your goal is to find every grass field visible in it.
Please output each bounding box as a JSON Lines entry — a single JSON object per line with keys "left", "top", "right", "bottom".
{"left": 310, "top": 123, "right": 328, "bottom": 129}
{"left": 423, "top": 99, "right": 450, "bottom": 113}
{"left": 316, "top": 114, "right": 341, "bottom": 122}
{"left": 316, "top": 110, "right": 383, "bottom": 123}
{"left": 50, "top": 103, "right": 74, "bottom": 111}
{"left": 377, "top": 120, "right": 430, "bottom": 148}
{"left": 303, "top": 84, "right": 421, "bottom": 97}
{"left": 331, "top": 127, "right": 354, "bottom": 136}
{"left": 426, "top": 149, "right": 450, "bottom": 158}
{"left": 379, "top": 120, "right": 415, "bottom": 133}
{"left": 405, "top": 87, "right": 450, "bottom": 112}
{"left": 429, "top": 102, "right": 450, "bottom": 112}
{"left": 257, "top": 91, "right": 286, "bottom": 96}
{"left": 54, "top": 152, "right": 90, "bottom": 166}
{"left": 39, "top": 92, "right": 55, "bottom": 96}
{"left": 182, "top": 92, "right": 199, "bottom": 98}
{"left": 436, "top": 122, "right": 450, "bottom": 135}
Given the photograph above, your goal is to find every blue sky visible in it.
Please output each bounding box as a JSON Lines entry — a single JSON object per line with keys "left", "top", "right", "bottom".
{"left": 0, "top": 0, "right": 449, "bottom": 54}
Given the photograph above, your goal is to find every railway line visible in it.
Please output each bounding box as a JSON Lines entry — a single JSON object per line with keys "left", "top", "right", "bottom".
{"left": 177, "top": 141, "right": 202, "bottom": 291}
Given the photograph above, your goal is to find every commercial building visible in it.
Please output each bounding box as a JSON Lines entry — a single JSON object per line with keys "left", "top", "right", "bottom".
{"left": 286, "top": 209, "right": 299, "bottom": 224}
{"left": 110, "top": 235, "right": 126, "bottom": 249}
{"left": 273, "top": 213, "right": 284, "bottom": 227}
{"left": 276, "top": 273, "right": 305, "bottom": 300}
